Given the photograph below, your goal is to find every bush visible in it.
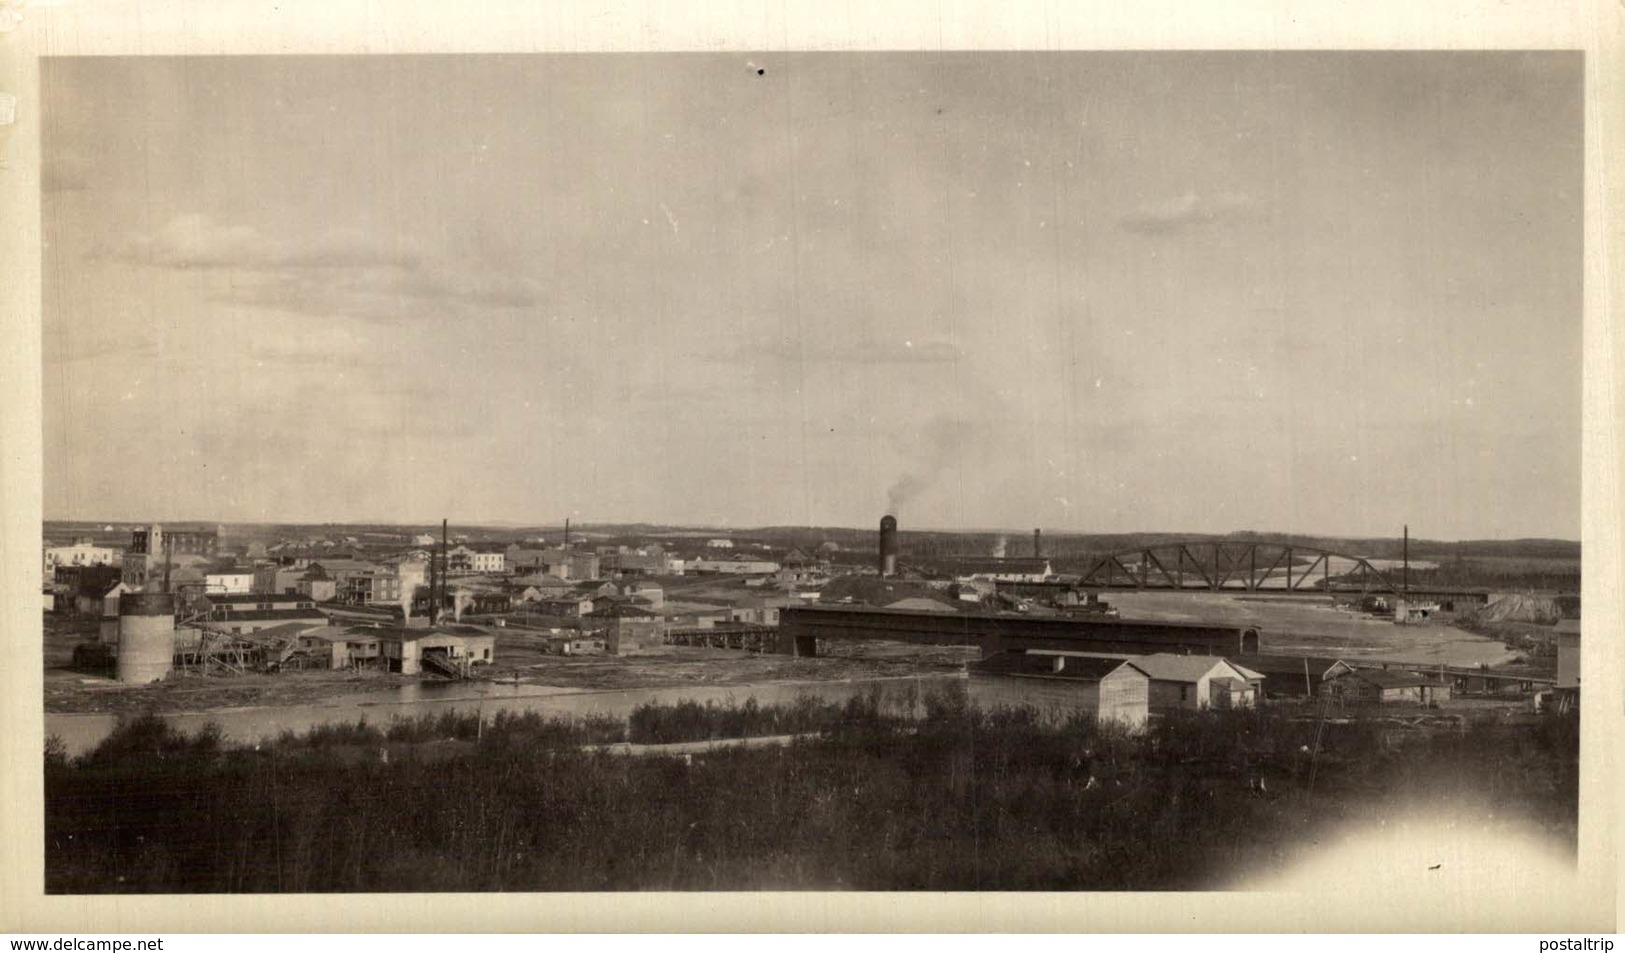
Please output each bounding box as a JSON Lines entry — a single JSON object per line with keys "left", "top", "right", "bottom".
{"left": 43, "top": 698, "right": 1580, "bottom": 893}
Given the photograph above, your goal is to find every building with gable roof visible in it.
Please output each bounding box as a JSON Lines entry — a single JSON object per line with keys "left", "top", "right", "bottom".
{"left": 1118, "top": 653, "right": 1264, "bottom": 711}
{"left": 971, "top": 651, "right": 1151, "bottom": 728}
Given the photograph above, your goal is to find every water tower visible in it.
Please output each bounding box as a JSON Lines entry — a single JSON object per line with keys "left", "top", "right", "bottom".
{"left": 116, "top": 591, "right": 176, "bottom": 684}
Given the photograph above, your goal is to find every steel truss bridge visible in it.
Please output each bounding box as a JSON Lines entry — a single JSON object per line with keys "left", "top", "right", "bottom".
{"left": 1075, "top": 540, "right": 1406, "bottom": 595}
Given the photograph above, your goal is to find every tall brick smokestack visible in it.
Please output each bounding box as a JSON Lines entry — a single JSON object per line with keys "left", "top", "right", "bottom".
{"left": 878, "top": 515, "right": 899, "bottom": 577}
{"left": 1034, "top": 528, "right": 1042, "bottom": 559}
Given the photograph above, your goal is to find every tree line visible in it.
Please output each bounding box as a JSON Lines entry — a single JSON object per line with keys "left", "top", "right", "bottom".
{"left": 45, "top": 689, "right": 1578, "bottom": 893}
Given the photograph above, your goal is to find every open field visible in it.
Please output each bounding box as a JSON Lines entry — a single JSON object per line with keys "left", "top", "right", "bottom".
{"left": 1106, "top": 592, "right": 1520, "bottom": 666}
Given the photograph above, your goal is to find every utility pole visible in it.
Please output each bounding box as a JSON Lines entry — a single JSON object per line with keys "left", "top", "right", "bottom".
{"left": 1403, "top": 524, "right": 1410, "bottom": 596}
{"left": 439, "top": 518, "right": 449, "bottom": 624}
{"left": 426, "top": 529, "right": 437, "bottom": 625}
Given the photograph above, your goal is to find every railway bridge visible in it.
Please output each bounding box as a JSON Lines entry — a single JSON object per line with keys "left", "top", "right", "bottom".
{"left": 1068, "top": 540, "right": 1487, "bottom": 605}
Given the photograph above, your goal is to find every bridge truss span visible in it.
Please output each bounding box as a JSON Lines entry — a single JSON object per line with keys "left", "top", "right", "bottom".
{"left": 1075, "top": 540, "right": 1404, "bottom": 595}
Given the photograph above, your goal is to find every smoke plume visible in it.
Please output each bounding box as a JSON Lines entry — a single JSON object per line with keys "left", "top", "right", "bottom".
{"left": 396, "top": 559, "right": 427, "bottom": 622}
{"left": 885, "top": 415, "right": 981, "bottom": 514}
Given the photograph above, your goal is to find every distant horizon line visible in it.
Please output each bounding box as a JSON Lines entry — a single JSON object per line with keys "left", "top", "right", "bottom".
{"left": 40, "top": 516, "right": 1581, "bottom": 546}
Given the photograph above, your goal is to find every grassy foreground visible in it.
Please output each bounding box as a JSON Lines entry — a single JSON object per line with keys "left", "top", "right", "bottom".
{"left": 44, "top": 687, "right": 1578, "bottom": 892}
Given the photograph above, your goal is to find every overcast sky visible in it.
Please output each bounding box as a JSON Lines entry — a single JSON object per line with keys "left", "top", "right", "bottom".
{"left": 41, "top": 52, "right": 1582, "bottom": 538}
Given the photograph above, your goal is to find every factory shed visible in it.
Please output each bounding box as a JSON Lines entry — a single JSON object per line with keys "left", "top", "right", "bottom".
{"left": 1125, "top": 654, "right": 1263, "bottom": 711}
{"left": 970, "top": 651, "right": 1150, "bottom": 729}
{"left": 374, "top": 625, "right": 495, "bottom": 676}
{"left": 778, "top": 605, "right": 1259, "bottom": 658}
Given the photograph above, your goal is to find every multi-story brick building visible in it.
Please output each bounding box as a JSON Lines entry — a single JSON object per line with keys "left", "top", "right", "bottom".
{"left": 121, "top": 525, "right": 220, "bottom": 588}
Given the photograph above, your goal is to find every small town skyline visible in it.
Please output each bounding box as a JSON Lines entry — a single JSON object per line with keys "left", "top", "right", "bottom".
{"left": 42, "top": 514, "right": 1581, "bottom": 546}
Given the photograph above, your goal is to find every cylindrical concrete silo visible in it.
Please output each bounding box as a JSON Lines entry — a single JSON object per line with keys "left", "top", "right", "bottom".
{"left": 117, "top": 592, "right": 176, "bottom": 684}
{"left": 878, "top": 515, "right": 899, "bottom": 577}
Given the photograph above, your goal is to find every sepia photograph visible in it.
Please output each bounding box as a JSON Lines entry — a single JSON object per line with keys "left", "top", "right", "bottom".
{"left": 32, "top": 48, "right": 1588, "bottom": 896}
{"left": 4, "top": 1, "right": 1620, "bottom": 933}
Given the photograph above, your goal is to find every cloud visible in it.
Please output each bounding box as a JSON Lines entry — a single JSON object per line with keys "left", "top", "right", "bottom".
{"left": 1120, "top": 191, "right": 1255, "bottom": 234}
{"left": 103, "top": 213, "right": 544, "bottom": 321}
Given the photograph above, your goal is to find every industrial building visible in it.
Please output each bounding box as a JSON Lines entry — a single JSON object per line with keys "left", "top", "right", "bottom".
{"left": 776, "top": 605, "right": 1260, "bottom": 658}
{"left": 121, "top": 525, "right": 219, "bottom": 588}
{"left": 970, "top": 651, "right": 1150, "bottom": 728}
{"left": 373, "top": 626, "right": 495, "bottom": 676}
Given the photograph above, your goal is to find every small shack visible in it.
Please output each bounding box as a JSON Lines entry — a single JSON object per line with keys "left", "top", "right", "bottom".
{"left": 1128, "top": 654, "right": 1264, "bottom": 711}
{"left": 1327, "top": 669, "right": 1452, "bottom": 706}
